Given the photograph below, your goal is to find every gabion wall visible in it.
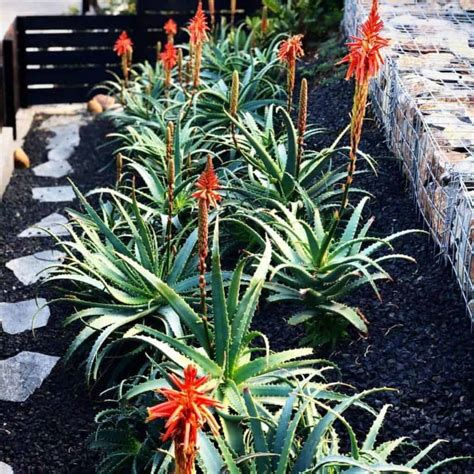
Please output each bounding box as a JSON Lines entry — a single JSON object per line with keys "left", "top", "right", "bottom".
{"left": 343, "top": 0, "right": 474, "bottom": 321}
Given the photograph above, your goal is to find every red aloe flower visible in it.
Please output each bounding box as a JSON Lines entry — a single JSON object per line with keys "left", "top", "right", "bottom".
{"left": 147, "top": 365, "right": 222, "bottom": 474}
{"left": 193, "top": 157, "right": 221, "bottom": 317}
{"left": 192, "top": 157, "right": 221, "bottom": 208}
{"left": 339, "top": 0, "right": 389, "bottom": 84}
{"left": 113, "top": 31, "right": 133, "bottom": 57}
{"left": 161, "top": 42, "right": 178, "bottom": 71}
{"left": 278, "top": 34, "right": 304, "bottom": 64}
{"left": 188, "top": 1, "right": 210, "bottom": 46}
{"left": 278, "top": 35, "right": 304, "bottom": 112}
{"left": 164, "top": 18, "right": 178, "bottom": 37}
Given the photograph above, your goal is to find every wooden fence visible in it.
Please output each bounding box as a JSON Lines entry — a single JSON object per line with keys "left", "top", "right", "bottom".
{"left": 1, "top": 0, "right": 259, "bottom": 135}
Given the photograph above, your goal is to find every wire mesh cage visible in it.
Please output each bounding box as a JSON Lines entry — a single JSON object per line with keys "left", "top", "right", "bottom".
{"left": 343, "top": 0, "right": 474, "bottom": 322}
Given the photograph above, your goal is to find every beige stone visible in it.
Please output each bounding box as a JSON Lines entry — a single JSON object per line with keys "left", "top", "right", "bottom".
{"left": 87, "top": 98, "right": 103, "bottom": 114}
{"left": 93, "top": 94, "right": 116, "bottom": 110}
{"left": 460, "top": 0, "right": 474, "bottom": 11}
{"left": 14, "top": 148, "right": 30, "bottom": 168}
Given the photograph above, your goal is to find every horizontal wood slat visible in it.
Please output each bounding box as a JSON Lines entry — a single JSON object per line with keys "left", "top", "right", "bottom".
{"left": 26, "top": 49, "right": 119, "bottom": 66}
{"left": 24, "top": 31, "right": 126, "bottom": 48}
{"left": 20, "top": 15, "right": 135, "bottom": 30}
{"left": 27, "top": 86, "right": 99, "bottom": 104}
{"left": 25, "top": 66, "right": 117, "bottom": 85}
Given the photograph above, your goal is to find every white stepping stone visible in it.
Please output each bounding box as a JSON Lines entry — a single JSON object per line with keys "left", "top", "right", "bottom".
{"left": 0, "top": 352, "right": 59, "bottom": 402}
{"left": 32, "top": 160, "right": 72, "bottom": 179}
{"left": 0, "top": 299, "right": 50, "bottom": 335}
{"left": 0, "top": 462, "right": 13, "bottom": 474}
{"left": 39, "top": 117, "right": 85, "bottom": 162}
{"left": 18, "top": 213, "right": 69, "bottom": 238}
{"left": 32, "top": 186, "right": 75, "bottom": 203}
{"left": 5, "top": 250, "right": 65, "bottom": 286}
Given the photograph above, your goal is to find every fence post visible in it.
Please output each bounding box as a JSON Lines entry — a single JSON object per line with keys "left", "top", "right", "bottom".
{"left": 2, "top": 20, "right": 19, "bottom": 138}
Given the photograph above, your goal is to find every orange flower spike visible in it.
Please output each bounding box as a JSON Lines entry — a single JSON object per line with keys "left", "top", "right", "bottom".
{"left": 278, "top": 34, "right": 304, "bottom": 112}
{"left": 147, "top": 365, "right": 222, "bottom": 474}
{"left": 339, "top": 0, "right": 389, "bottom": 84}
{"left": 278, "top": 34, "right": 304, "bottom": 64}
{"left": 192, "top": 157, "right": 222, "bottom": 208}
{"left": 188, "top": 1, "right": 210, "bottom": 46}
{"left": 164, "top": 18, "right": 178, "bottom": 38}
{"left": 113, "top": 31, "right": 133, "bottom": 57}
{"left": 161, "top": 42, "right": 178, "bottom": 71}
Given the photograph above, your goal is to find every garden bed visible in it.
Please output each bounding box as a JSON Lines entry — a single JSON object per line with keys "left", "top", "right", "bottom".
{"left": 0, "top": 75, "right": 471, "bottom": 472}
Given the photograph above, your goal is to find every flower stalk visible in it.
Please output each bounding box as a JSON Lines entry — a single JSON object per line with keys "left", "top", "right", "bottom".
{"left": 209, "top": 0, "right": 216, "bottom": 29}
{"left": 231, "top": 0, "right": 237, "bottom": 27}
{"left": 161, "top": 42, "right": 178, "bottom": 89}
{"left": 192, "top": 156, "right": 222, "bottom": 320}
{"left": 164, "top": 18, "right": 178, "bottom": 44}
{"left": 165, "top": 122, "right": 175, "bottom": 274}
{"left": 278, "top": 35, "right": 304, "bottom": 113}
{"left": 261, "top": 5, "right": 268, "bottom": 35}
{"left": 336, "top": 0, "right": 389, "bottom": 218}
{"left": 317, "top": 0, "right": 388, "bottom": 267}
{"left": 296, "top": 77, "right": 308, "bottom": 175}
{"left": 230, "top": 70, "right": 240, "bottom": 152}
{"left": 188, "top": 1, "right": 210, "bottom": 90}
{"left": 114, "top": 31, "right": 133, "bottom": 87}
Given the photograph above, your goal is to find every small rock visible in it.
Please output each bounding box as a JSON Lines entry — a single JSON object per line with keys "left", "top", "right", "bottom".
{"left": 87, "top": 98, "right": 103, "bottom": 114}
{"left": 93, "top": 93, "right": 116, "bottom": 110}
{"left": 13, "top": 148, "right": 30, "bottom": 168}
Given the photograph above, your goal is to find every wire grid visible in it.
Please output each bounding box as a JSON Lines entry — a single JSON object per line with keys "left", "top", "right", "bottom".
{"left": 343, "top": 0, "right": 474, "bottom": 322}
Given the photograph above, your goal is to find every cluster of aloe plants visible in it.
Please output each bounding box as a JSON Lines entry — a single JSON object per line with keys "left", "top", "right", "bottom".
{"left": 47, "top": 1, "right": 466, "bottom": 472}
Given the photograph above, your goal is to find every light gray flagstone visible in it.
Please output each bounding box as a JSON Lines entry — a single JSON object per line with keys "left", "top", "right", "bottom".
{"left": 18, "top": 213, "right": 69, "bottom": 238}
{"left": 0, "top": 352, "right": 59, "bottom": 402}
{"left": 32, "top": 186, "right": 75, "bottom": 203}
{"left": 0, "top": 462, "right": 13, "bottom": 474}
{"left": 32, "top": 160, "right": 72, "bottom": 179}
{"left": 0, "top": 299, "right": 50, "bottom": 334}
{"left": 5, "top": 250, "right": 65, "bottom": 285}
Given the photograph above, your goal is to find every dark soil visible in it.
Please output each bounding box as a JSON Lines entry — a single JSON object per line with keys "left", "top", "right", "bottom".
{"left": 0, "top": 115, "right": 115, "bottom": 473}
{"left": 254, "top": 76, "right": 474, "bottom": 470}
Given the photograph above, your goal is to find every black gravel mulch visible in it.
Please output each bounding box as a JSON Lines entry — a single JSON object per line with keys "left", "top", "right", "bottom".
{"left": 254, "top": 76, "right": 474, "bottom": 470}
{"left": 0, "top": 115, "right": 115, "bottom": 473}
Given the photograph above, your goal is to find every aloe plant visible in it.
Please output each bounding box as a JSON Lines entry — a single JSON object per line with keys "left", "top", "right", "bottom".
{"left": 224, "top": 106, "right": 366, "bottom": 209}
{"left": 48, "top": 186, "right": 202, "bottom": 382}
{"left": 237, "top": 197, "right": 418, "bottom": 346}
{"left": 121, "top": 221, "right": 330, "bottom": 423}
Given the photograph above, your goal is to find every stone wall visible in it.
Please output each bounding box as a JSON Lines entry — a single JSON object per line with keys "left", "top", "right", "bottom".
{"left": 343, "top": 0, "right": 474, "bottom": 319}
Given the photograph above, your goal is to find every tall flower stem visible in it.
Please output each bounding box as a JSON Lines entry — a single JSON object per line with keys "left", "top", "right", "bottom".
{"left": 188, "top": 1, "right": 210, "bottom": 91}
{"left": 165, "top": 122, "right": 175, "bottom": 274}
{"left": 317, "top": 0, "right": 388, "bottom": 267}
{"left": 197, "top": 197, "right": 209, "bottom": 319}
{"left": 230, "top": 70, "right": 240, "bottom": 153}
{"left": 337, "top": 81, "right": 369, "bottom": 218}
{"left": 209, "top": 0, "right": 216, "bottom": 29}
{"left": 296, "top": 78, "right": 308, "bottom": 175}
{"left": 193, "top": 42, "right": 203, "bottom": 89}
{"left": 278, "top": 35, "right": 304, "bottom": 113}
{"left": 231, "top": 0, "right": 237, "bottom": 27}
{"left": 192, "top": 156, "right": 222, "bottom": 350}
